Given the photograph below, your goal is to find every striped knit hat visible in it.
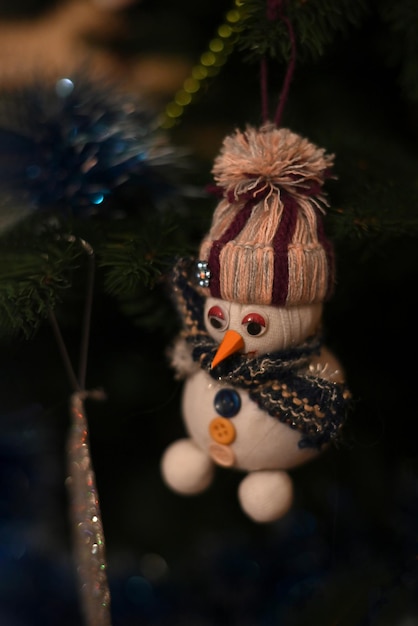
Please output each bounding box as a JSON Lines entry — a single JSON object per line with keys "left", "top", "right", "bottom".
{"left": 197, "top": 123, "right": 336, "bottom": 306}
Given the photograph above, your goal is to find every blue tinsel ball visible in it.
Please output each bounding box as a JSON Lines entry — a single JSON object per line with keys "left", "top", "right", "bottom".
{"left": 0, "top": 75, "right": 180, "bottom": 221}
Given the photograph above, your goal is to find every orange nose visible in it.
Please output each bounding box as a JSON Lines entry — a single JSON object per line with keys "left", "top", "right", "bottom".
{"left": 211, "top": 329, "right": 244, "bottom": 369}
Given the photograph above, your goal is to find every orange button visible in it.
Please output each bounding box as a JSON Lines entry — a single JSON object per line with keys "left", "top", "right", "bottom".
{"left": 209, "top": 417, "right": 236, "bottom": 445}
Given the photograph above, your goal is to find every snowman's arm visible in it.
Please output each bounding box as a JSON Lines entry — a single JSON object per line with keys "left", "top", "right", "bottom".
{"left": 308, "top": 346, "right": 346, "bottom": 384}
{"left": 167, "top": 336, "right": 200, "bottom": 379}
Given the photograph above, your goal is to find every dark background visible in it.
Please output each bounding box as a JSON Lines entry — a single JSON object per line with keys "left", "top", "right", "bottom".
{"left": 1, "top": 1, "right": 418, "bottom": 624}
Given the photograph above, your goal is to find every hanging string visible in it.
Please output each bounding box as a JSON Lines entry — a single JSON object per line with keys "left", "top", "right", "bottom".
{"left": 160, "top": 0, "right": 296, "bottom": 130}
{"left": 274, "top": 1, "right": 297, "bottom": 127}
{"left": 260, "top": 0, "right": 297, "bottom": 127}
{"left": 260, "top": 57, "right": 270, "bottom": 126}
{"left": 78, "top": 238, "right": 95, "bottom": 391}
{"left": 47, "top": 308, "right": 81, "bottom": 393}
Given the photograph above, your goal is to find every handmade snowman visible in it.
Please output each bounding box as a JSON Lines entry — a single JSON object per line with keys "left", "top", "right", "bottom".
{"left": 161, "top": 124, "right": 351, "bottom": 523}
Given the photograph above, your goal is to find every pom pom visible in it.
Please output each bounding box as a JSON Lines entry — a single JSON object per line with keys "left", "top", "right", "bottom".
{"left": 238, "top": 470, "right": 294, "bottom": 523}
{"left": 212, "top": 123, "right": 334, "bottom": 209}
{"left": 0, "top": 75, "right": 182, "bottom": 221}
{"left": 161, "top": 439, "right": 215, "bottom": 495}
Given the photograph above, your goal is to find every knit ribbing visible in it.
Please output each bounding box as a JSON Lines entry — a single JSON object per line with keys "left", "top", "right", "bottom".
{"left": 207, "top": 199, "right": 257, "bottom": 299}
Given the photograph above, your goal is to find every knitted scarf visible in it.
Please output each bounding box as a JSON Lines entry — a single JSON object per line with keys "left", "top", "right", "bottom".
{"left": 171, "top": 258, "right": 351, "bottom": 449}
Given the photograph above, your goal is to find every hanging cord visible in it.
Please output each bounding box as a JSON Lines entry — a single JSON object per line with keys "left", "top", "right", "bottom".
{"left": 77, "top": 238, "right": 95, "bottom": 391}
{"left": 260, "top": 57, "right": 270, "bottom": 125}
{"left": 47, "top": 307, "right": 81, "bottom": 393}
{"left": 47, "top": 236, "right": 95, "bottom": 393}
{"left": 260, "top": 0, "right": 297, "bottom": 126}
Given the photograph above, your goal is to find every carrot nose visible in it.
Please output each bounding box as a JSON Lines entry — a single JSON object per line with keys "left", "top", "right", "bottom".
{"left": 211, "top": 329, "right": 244, "bottom": 369}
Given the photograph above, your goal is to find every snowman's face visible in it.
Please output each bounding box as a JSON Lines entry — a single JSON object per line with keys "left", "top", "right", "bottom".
{"left": 204, "top": 297, "right": 323, "bottom": 357}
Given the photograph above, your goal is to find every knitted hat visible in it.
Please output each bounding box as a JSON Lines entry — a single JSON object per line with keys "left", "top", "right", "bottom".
{"left": 197, "top": 124, "right": 336, "bottom": 306}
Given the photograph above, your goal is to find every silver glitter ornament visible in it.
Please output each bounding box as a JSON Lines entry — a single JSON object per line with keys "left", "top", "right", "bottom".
{"left": 67, "top": 389, "right": 112, "bottom": 626}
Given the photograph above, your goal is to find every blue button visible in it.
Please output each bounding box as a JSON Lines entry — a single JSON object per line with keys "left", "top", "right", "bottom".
{"left": 214, "top": 388, "right": 241, "bottom": 418}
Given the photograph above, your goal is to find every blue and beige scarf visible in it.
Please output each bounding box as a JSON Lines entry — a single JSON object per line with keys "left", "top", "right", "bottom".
{"left": 171, "top": 258, "right": 351, "bottom": 449}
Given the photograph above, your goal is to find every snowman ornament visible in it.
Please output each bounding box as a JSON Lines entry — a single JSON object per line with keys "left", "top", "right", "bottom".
{"left": 161, "top": 124, "right": 351, "bottom": 523}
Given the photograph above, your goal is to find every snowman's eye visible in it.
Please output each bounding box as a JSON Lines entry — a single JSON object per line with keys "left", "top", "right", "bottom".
{"left": 207, "top": 305, "right": 228, "bottom": 330}
{"left": 241, "top": 312, "right": 267, "bottom": 336}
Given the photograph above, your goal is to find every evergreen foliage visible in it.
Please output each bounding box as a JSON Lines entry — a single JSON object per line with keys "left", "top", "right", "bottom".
{"left": 0, "top": 0, "right": 417, "bottom": 336}
{"left": 237, "top": 0, "right": 371, "bottom": 63}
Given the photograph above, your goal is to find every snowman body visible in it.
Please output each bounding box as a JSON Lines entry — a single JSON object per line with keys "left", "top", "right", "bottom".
{"left": 182, "top": 369, "right": 320, "bottom": 471}
{"left": 161, "top": 296, "right": 346, "bottom": 523}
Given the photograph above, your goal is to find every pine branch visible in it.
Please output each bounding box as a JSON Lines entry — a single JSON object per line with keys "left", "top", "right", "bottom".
{"left": 99, "top": 216, "right": 187, "bottom": 296}
{"left": 378, "top": 0, "right": 418, "bottom": 101}
{"left": 237, "top": 0, "right": 370, "bottom": 64}
{"left": 328, "top": 206, "right": 418, "bottom": 243}
{"left": 0, "top": 230, "right": 82, "bottom": 338}
{"left": 327, "top": 168, "right": 418, "bottom": 248}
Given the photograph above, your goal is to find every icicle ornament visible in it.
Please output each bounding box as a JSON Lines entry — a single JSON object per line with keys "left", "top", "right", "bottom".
{"left": 0, "top": 74, "right": 181, "bottom": 225}
{"left": 66, "top": 389, "right": 111, "bottom": 626}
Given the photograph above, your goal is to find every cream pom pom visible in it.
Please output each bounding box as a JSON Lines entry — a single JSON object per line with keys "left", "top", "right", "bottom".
{"left": 212, "top": 123, "right": 334, "bottom": 207}
{"left": 238, "top": 469, "right": 294, "bottom": 523}
{"left": 161, "top": 439, "right": 215, "bottom": 495}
